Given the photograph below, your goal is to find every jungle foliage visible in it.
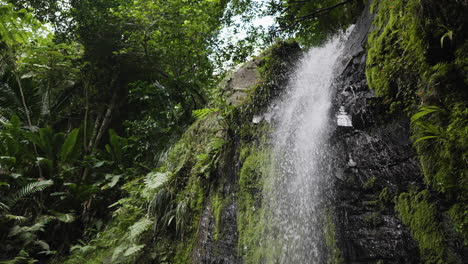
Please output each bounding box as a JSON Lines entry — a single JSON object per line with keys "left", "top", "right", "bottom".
{"left": 0, "top": 0, "right": 232, "bottom": 262}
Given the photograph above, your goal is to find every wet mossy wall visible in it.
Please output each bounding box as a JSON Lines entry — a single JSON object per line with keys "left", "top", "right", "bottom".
{"left": 367, "top": 0, "right": 467, "bottom": 262}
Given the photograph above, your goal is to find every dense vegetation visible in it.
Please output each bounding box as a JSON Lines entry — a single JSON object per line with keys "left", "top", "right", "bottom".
{"left": 0, "top": 0, "right": 228, "bottom": 262}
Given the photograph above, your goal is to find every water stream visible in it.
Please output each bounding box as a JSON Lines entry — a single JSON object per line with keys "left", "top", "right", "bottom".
{"left": 263, "top": 29, "right": 352, "bottom": 263}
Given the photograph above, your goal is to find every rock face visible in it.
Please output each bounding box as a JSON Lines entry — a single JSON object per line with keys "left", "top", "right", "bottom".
{"left": 194, "top": 3, "right": 429, "bottom": 263}
{"left": 330, "top": 2, "right": 423, "bottom": 263}
{"left": 191, "top": 140, "right": 242, "bottom": 264}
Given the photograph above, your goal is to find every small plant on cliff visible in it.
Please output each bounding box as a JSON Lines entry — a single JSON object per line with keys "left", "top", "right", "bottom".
{"left": 411, "top": 105, "right": 444, "bottom": 144}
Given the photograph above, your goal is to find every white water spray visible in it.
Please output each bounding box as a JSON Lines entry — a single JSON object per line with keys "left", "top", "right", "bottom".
{"left": 263, "top": 29, "right": 352, "bottom": 263}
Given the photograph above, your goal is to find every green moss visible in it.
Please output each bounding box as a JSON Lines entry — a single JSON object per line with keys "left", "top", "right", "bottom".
{"left": 237, "top": 145, "right": 270, "bottom": 263}
{"left": 378, "top": 187, "right": 392, "bottom": 204}
{"left": 366, "top": 0, "right": 425, "bottom": 111}
{"left": 211, "top": 193, "right": 227, "bottom": 241}
{"left": 395, "top": 190, "right": 460, "bottom": 264}
{"left": 448, "top": 204, "right": 468, "bottom": 245}
{"left": 324, "top": 209, "right": 344, "bottom": 264}
{"left": 231, "top": 41, "right": 301, "bottom": 131}
{"left": 363, "top": 176, "right": 377, "bottom": 190}
{"left": 367, "top": 0, "right": 468, "bottom": 196}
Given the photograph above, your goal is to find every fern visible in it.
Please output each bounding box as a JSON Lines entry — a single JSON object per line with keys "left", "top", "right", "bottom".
{"left": 192, "top": 108, "right": 219, "bottom": 120}
{"left": 0, "top": 201, "right": 10, "bottom": 211}
{"left": 144, "top": 172, "right": 168, "bottom": 189}
{"left": 9, "top": 180, "right": 53, "bottom": 206}
{"left": 70, "top": 244, "right": 96, "bottom": 254}
{"left": 111, "top": 244, "right": 128, "bottom": 263}
{"left": 4, "top": 214, "right": 28, "bottom": 223}
{"left": 175, "top": 200, "right": 189, "bottom": 237}
{"left": 411, "top": 106, "right": 445, "bottom": 145}
{"left": 411, "top": 105, "right": 442, "bottom": 123}
{"left": 128, "top": 217, "right": 153, "bottom": 241}
{"left": 0, "top": 250, "right": 37, "bottom": 264}
{"left": 123, "top": 244, "right": 145, "bottom": 257}
{"left": 149, "top": 188, "right": 175, "bottom": 227}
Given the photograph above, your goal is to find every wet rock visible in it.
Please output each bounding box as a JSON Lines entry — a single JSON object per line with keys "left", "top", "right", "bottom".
{"left": 330, "top": 1, "right": 423, "bottom": 263}
{"left": 220, "top": 58, "right": 262, "bottom": 106}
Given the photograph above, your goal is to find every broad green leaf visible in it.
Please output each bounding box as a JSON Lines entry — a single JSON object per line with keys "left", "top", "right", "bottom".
{"left": 101, "top": 174, "right": 122, "bottom": 190}
{"left": 5, "top": 214, "right": 27, "bottom": 222}
{"left": 36, "top": 157, "right": 53, "bottom": 168}
{"left": 59, "top": 128, "right": 80, "bottom": 163}
{"left": 0, "top": 156, "right": 16, "bottom": 166}
{"left": 440, "top": 30, "right": 453, "bottom": 48}
{"left": 38, "top": 127, "right": 56, "bottom": 158}
{"left": 411, "top": 105, "right": 442, "bottom": 123}
{"left": 414, "top": 135, "right": 439, "bottom": 144}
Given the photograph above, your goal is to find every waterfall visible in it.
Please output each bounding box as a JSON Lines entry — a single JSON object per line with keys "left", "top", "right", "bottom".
{"left": 263, "top": 29, "right": 353, "bottom": 263}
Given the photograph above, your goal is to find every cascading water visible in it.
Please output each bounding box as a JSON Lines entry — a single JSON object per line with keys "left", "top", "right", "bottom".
{"left": 263, "top": 29, "right": 353, "bottom": 263}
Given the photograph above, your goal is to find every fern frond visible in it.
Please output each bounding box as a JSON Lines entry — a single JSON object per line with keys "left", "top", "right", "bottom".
{"left": 10, "top": 180, "right": 53, "bottom": 206}
{"left": 192, "top": 108, "right": 219, "bottom": 120}
{"left": 4, "top": 214, "right": 28, "bottom": 223}
{"left": 0, "top": 201, "right": 10, "bottom": 212}
{"left": 0, "top": 250, "right": 37, "bottom": 264}
{"left": 123, "top": 244, "right": 145, "bottom": 257}
{"left": 175, "top": 200, "right": 189, "bottom": 236}
{"left": 128, "top": 217, "right": 153, "bottom": 241}
{"left": 148, "top": 188, "right": 175, "bottom": 228}
{"left": 144, "top": 172, "right": 168, "bottom": 190}
{"left": 70, "top": 244, "right": 96, "bottom": 254}
{"left": 111, "top": 244, "right": 127, "bottom": 262}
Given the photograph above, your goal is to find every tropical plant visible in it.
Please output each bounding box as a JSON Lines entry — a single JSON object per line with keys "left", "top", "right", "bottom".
{"left": 411, "top": 105, "right": 444, "bottom": 144}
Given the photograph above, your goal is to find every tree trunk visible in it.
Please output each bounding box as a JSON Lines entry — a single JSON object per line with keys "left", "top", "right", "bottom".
{"left": 14, "top": 71, "right": 43, "bottom": 179}
{"left": 93, "top": 90, "right": 118, "bottom": 152}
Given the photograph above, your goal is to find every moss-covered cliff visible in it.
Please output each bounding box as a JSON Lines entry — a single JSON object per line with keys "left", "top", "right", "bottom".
{"left": 366, "top": 0, "right": 467, "bottom": 263}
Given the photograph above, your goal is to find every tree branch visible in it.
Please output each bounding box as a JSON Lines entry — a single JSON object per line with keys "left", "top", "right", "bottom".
{"left": 281, "top": 0, "right": 355, "bottom": 22}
